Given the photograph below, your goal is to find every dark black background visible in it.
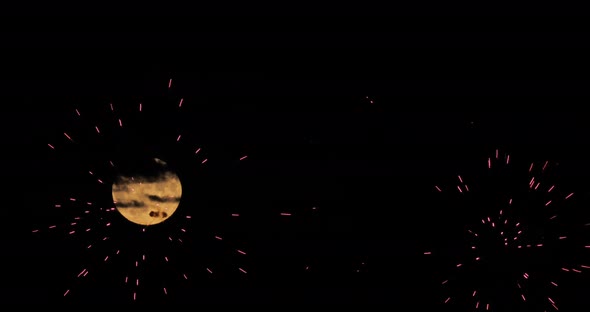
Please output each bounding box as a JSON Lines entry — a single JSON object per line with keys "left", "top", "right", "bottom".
{"left": 3, "top": 13, "right": 590, "bottom": 309}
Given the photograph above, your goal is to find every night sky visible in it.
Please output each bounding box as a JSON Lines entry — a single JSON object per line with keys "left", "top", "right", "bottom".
{"left": 4, "top": 18, "right": 590, "bottom": 308}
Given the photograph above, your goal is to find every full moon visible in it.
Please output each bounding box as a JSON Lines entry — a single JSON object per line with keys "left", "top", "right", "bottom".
{"left": 112, "top": 158, "right": 182, "bottom": 226}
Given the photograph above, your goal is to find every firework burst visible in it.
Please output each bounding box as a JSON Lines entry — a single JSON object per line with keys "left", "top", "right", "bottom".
{"left": 425, "top": 149, "right": 589, "bottom": 311}
{"left": 33, "top": 78, "right": 251, "bottom": 302}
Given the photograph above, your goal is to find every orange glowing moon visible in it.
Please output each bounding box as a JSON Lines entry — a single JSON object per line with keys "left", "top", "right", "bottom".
{"left": 112, "top": 158, "right": 182, "bottom": 226}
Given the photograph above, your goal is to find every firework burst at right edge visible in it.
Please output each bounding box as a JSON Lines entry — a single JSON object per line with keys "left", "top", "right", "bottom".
{"left": 424, "top": 149, "right": 589, "bottom": 311}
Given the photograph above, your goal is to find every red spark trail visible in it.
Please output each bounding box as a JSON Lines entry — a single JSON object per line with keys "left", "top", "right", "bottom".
{"left": 240, "top": 155, "right": 248, "bottom": 160}
{"left": 48, "top": 143, "right": 55, "bottom": 149}
{"left": 239, "top": 268, "right": 247, "bottom": 274}
{"left": 178, "top": 98, "right": 183, "bottom": 107}
{"left": 168, "top": 78, "right": 172, "bottom": 89}
{"left": 118, "top": 118, "right": 122, "bottom": 127}
{"left": 64, "top": 132, "right": 73, "bottom": 142}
